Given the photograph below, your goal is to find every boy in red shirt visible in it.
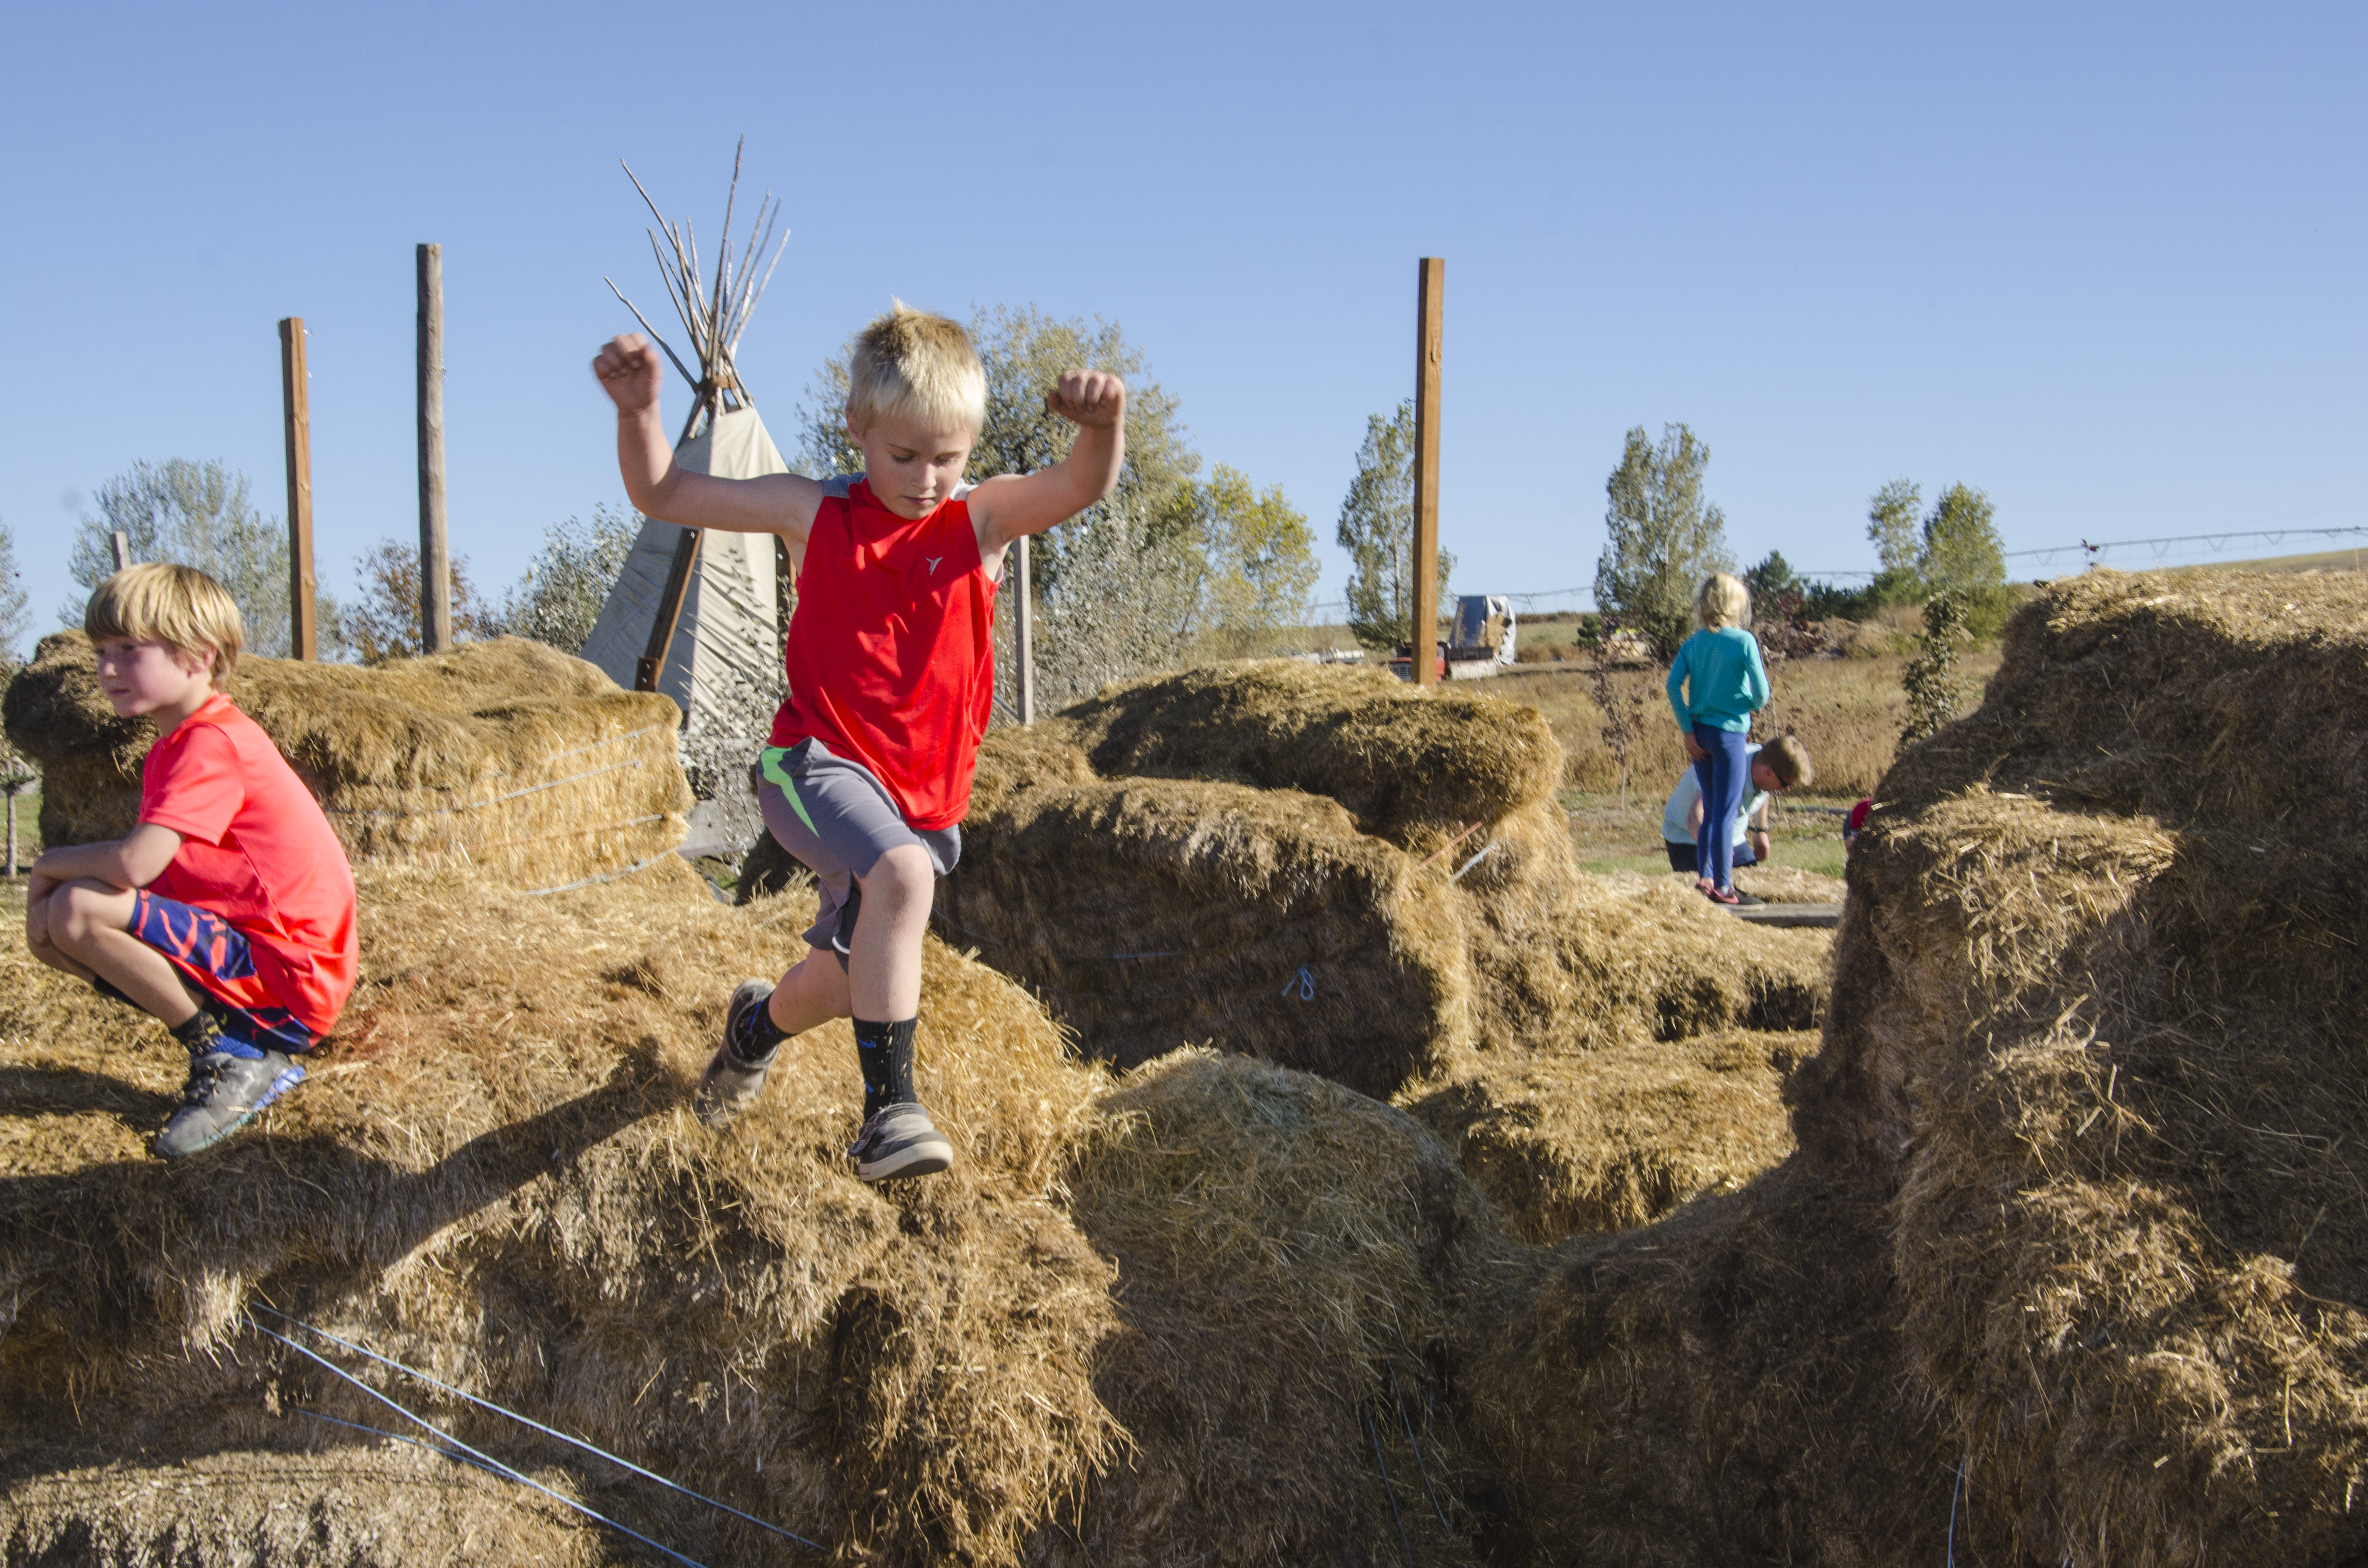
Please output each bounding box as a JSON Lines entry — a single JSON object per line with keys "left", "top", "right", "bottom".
{"left": 592, "top": 305, "right": 1123, "bottom": 1181}
{"left": 26, "top": 564, "right": 359, "bottom": 1159}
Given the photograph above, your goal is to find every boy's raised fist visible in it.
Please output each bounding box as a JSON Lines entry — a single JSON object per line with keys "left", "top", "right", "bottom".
{"left": 1044, "top": 369, "right": 1125, "bottom": 429}
{"left": 592, "top": 334, "right": 664, "bottom": 413}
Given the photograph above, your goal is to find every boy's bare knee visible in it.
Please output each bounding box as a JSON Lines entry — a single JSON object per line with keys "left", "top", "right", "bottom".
{"left": 860, "top": 846, "right": 936, "bottom": 909}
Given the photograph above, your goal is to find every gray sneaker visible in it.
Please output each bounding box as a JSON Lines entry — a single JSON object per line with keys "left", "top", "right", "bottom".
{"left": 156, "top": 1049, "right": 306, "bottom": 1160}
{"left": 848, "top": 1102, "right": 953, "bottom": 1183}
{"left": 696, "top": 979, "right": 780, "bottom": 1128}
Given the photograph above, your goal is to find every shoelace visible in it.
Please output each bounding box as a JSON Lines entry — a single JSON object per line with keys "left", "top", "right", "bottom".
{"left": 179, "top": 1057, "right": 225, "bottom": 1108}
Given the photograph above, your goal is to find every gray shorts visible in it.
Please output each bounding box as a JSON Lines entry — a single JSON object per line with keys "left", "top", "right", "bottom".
{"left": 755, "top": 738, "right": 959, "bottom": 967}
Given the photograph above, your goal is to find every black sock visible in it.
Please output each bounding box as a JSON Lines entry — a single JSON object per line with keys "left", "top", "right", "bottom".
{"left": 169, "top": 1012, "right": 219, "bottom": 1054}
{"left": 851, "top": 1017, "right": 917, "bottom": 1120}
{"left": 729, "top": 989, "right": 791, "bottom": 1065}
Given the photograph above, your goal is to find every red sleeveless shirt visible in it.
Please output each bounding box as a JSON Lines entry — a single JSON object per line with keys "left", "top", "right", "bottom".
{"left": 769, "top": 477, "right": 999, "bottom": 830}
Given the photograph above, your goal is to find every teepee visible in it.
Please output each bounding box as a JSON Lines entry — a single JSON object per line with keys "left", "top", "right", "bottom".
{"left": 580, "top": 144, "right": 792, "bottom": 745}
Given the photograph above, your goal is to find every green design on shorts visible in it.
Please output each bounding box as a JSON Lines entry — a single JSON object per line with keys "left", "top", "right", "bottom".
{"left": 757, "top": 746, "right": 819, "bottom": 838}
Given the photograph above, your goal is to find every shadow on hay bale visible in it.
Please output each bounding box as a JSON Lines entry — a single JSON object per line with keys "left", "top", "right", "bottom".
{"left": 1790, "top": 568, "right": 2368, "bottom": 1563}
{"left": 2, "top": 632, "right": 690, "bottom": 891}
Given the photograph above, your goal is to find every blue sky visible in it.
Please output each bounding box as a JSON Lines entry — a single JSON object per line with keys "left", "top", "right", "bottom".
{"left": 3, "top": 1, "right": 2361, "bottom": 640}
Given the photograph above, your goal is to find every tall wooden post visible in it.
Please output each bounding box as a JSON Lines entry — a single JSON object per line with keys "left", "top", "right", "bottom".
{"left": 109, "top": 532, "right": 131, "bottom": 572}
{"left": 416, "top": 243, "right": 451, "bottom": 654}
{"left": 1410, "top": 257, "right": 1444, "bottom": 687}
{"left": 1014, "top": 535, "right": 1035, "bottom": 724}
{"left": 279, "top": 317, "right": 318, "bottom": 659}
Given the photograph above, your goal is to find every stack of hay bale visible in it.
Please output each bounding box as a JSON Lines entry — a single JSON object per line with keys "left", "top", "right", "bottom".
{"left": 946, "top": 660, "right": 1832, "bottom": 1241}
{"left": 3, "top": 632, "right": 691, "bottom": 892}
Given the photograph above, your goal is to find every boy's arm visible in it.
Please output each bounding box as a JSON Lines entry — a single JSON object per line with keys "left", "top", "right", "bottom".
{"left": 967, "top": 370, "right": 1126, "bottom": 551}
{"left": 594, "top": 334, "right": 825, "bottom": 542}
{"left": 31, "top": 824, "right": 184, "bottom": 893}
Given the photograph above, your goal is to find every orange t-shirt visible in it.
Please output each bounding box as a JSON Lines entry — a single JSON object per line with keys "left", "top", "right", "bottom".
{"left": 139, "top": 692, "right": 358, "bottom": 1035}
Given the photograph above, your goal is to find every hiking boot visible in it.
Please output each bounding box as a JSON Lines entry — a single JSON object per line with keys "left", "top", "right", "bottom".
{"left": 848, "top": 1102, "right": 953, "bottom": 1183}
{"left": 696, "top": 979, "right": 780, "bottom": 1128}
{"left": 156, "top": 1049, "right": 306, "bottom": 1160}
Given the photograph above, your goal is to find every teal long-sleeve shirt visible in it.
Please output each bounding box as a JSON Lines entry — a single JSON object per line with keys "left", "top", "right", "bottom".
{"left": 1666, "top": 625, "right": 1771, "bottom": 733}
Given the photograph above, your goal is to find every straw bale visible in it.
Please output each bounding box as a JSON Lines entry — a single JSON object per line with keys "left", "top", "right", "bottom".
{"left": 1, "top": 1445, "right": 611, "bottom": 1565}
{"left": 947, "top": 663, "right": 1831, "bottom": 1107}
{"left": 0, "top": 859, "right": 1120, "bottom": 1567}
{"left": 3, "top": 632, "right": 691, "bottom": 891}
{"left": 1797, "top": 569, "right": 2368, "bottom": 1563}
{"left": 1038, "top": 1050, "right": 1506, "bottom": 1566}
{"left": 1455, "top": 1158, "right": 1995, "bottom": 1566}
{"left": 1057, "top": 661, "right": 1564, "bottom": 842}
{"left": 1407, "top": 1029, "right": 1815, "bottom": 1245}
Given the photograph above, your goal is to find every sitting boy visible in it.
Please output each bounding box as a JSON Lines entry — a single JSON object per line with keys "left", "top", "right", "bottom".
{"left": 26, "top": 564, "right": 359, "bottom": 1159}
{"left": 592, "top": 304, "right": 1124, "bottom": 1182}
{"left": 1660, "top": 733, "right": 1813, "bottom": 884}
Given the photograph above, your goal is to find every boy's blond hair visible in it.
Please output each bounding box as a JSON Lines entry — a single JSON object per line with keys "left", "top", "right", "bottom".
{"left": 1760, "top": 732, "right": 1815, "bottom": 790}
{"left": 846, "top": 303, "right": 986, "bottom": 436}
{"left": 1696, "top": 571, "right": 1751, "bottom": 630}
{"left": 85, "top": 563, "right": 245, "bottom": 679}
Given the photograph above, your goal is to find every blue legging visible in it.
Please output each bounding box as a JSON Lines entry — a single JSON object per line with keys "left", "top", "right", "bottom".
{"left": 1692, "top": 724, "right": 1751, "bottom": 891}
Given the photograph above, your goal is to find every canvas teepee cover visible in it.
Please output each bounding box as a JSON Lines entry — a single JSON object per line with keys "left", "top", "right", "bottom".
{"left": 580, "top": 145, "right": 791, "bottom": 741}
{"left": 577, "top": 408, "right": 784, "bottom": 732}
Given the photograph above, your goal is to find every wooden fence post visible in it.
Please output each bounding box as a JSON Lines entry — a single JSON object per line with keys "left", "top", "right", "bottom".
{"left": 109, "top": 532, "right": 131, "bottom": 573}
{"left": 279, "top": 317, "right": 317, "bottom": 658}
{"left": 1411, "top": 257, "right": 1444, "bottom": 687}
{"left": 417, "top": 244, "right": 451, "bottom": 654}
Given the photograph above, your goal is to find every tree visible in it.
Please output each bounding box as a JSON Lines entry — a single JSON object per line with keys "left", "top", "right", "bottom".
{"left": 1867, "top": 478, "right": 1923, "bottom": 578}
{"left": 1189, "top": 465, "right": 1319, "bottom": 657}
{"left": 1900, "top": 588, "right": 1968, "bottom": 744}
{"left": 1001, "top": 489, "right": 1203, "bottom": 715}
{"left": 1593, "top": 423, "right": 1733, "bottom": 662}
{"left": 64, "top": 460, "right": 290, "bottom": 655}
{"left": 1919, "top": 483, "right": 2004, "bottom": 596}
{"left": 1336, "top": 402, "right": 1455, "bottom": 651}
{"left": 0, "top": 518, "right": 31, "bottom": 660}
{"left": 334, "top": 539, "right": 495, "bottom": 664}
{"left": 494, "top": 505, "right": 641, "bottom": 655}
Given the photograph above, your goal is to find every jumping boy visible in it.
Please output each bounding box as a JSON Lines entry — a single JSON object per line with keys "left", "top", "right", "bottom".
{"left": 592, "top": 304, "right": 1124, "bottom": 1181}
{"left": 27, "top": 564, "right": 359, "bottom": 1158}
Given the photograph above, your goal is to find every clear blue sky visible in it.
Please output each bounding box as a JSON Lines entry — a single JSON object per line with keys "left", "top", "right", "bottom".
{"left": 4, "top": 1, "right": 2361, "bottom": 640}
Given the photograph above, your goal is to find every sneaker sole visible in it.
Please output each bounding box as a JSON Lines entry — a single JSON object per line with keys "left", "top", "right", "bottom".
{"left": 157, "top": 1062, "right": 306, "bottom": 1161}
{"left": 857, "top": 1134, "right": 954, "bottom": 1183}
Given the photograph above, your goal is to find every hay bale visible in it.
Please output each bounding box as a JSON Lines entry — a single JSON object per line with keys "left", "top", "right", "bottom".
{"left": 1794, "top": 569, "right": 2368, "bottom": 1563}
{"left": 948, "top": 663, "right": 1832, "bottom": 1105}
{"left": 1406, "top": 1029, "right": 1815, "bottom": 1245}
{"left": 3, "top": 632, "right": 690, "bottom": 891}
{"left": 1454, "top": 1159, "right": 1991, "bottom": 1566}
{"left": 1, "top": 859, "right": 1120, "bottom": 1567}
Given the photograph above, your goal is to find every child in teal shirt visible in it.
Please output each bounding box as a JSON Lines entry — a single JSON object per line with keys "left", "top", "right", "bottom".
{"left": 1665, "top": 572, "right": 1770, "bottom": 904}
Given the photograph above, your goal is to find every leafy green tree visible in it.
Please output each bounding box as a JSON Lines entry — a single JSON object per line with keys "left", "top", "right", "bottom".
{"left": 494, "top": 505, "right": 642, "bottom": 655}
{"left": 1867, "top": 478, "right": 1924, "bottom": 578}
{"left": 1901, "top": 588, "right": 1968, "bottom": 743}
{"left": 64, "top": 459, "right": 289, "bottom": 655}
{"left": 333, "top": 539, "right": 495, "bottom": 665}
{"left": 1919, "top": 482, "right": 2004, "bottom": 595}
{"left": 1189, "top": 465, "right": 1319, "bottom": 656}
{"left": 1336, "top": 402, "right": 1454, "bottom": 651}
{"left": 0, "top": 518, "right": 31, "bottom": 660}
{"left": 1593, "top": 423, "right": 1733, "bottom": 661}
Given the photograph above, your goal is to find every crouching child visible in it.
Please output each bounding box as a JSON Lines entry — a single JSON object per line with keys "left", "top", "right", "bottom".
{"left": 26, "top": 565, "right": 359, "bottom": 1159}
{"left": 593, "top": 304, "right": 1124, "bottom": 1181}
